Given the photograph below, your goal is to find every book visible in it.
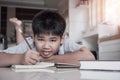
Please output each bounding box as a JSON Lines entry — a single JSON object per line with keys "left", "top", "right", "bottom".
{"left": 11, "top": 62, "right": 55, "bottom": 73}
{"left": 11, "top": 62, "right": 54, "bottom": 69}
{"left": 55, "top": 62, "right": 80, "bottom": 69}
{"left": 11, "top": 68, "right": 55, "bottom": 73}
{"left": 11, "top": 62, "right": 80, "bottom": 72}
{"left": 80, "top": 61, "right": 120, "bottom": 71}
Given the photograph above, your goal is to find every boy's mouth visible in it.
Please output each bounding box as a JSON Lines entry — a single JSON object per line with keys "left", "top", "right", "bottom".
{"left": 40, "top": 51, "right": 53, "bottom": 58}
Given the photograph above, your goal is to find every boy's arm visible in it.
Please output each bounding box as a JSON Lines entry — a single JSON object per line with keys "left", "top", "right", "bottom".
{"left": 43, "top": 47, "right": 95, "bottom": 63}
{"left": 0, "top": 50, "right": 42, "bottom": 67}
{"left": 0, "top": 53, "right": 23, "bottom": 67}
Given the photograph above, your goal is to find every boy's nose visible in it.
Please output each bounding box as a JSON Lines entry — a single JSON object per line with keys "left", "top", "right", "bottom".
{"left": 43, "top": 42, "right": 50, "bottom": 49}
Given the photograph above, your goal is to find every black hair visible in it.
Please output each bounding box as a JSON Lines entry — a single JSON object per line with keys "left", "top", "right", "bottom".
{"left": 32, "top": 10, "right": 66, "bottom": 37}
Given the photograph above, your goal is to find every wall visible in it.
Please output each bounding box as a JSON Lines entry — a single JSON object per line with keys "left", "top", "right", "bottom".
{"left": 105, "top": 0, "right": 120, "bottom": 25}
{"left": 58, "top": 0, "right": 69, "bottom": 33}
{"left": 69, "top": 0, "right": 89, "bottom": 42}
{"left": 99, "top": 0, "right": 120, "bottom": 39}
{"left": 0, "top": 6, "right": 1, "bottom": 33}
{"left": 7, "top": 7, "right": 16, "bottom": 42}
{"left": 88, "top": 0, "right": 105, "bottom": 30}
{"left": 0, "top": 7, "right": 2, "bottom": 49}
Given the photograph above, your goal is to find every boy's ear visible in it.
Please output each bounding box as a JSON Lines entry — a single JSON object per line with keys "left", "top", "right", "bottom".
{"left": 61, "top": 32, "right": 69, "bottom": 44}
{"left": 60, "top": 35, "right": 65, "bottom": 44}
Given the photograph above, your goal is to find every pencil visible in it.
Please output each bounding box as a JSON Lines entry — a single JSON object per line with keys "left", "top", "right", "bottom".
{"left": 18, "top": 29, "right": 32, "bottom": 49}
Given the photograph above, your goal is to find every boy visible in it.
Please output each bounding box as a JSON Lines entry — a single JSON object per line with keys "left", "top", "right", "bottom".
{"left": 0, "top": 10, "right": 95, "bottom": 67}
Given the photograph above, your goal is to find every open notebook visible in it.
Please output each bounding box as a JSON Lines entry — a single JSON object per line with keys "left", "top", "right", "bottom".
{"left": 11, "top": 62, "right": 80, "bottom": 72}
{"left": 11, "top": 62, "right": 55, "bottom": 73}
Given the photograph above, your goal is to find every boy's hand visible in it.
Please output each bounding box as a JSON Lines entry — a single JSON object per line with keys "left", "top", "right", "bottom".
{"left": 21, "top": 50, "right": 42, "bottom": 65}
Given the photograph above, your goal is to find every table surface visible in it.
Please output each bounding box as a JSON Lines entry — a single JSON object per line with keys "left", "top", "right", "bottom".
{"left": 0, "top": 68, "right": 120, "bottom": 80}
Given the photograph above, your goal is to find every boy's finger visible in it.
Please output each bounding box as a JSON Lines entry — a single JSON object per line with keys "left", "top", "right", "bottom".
{"left": 30, "top": 55, "right": 40, "bottom": 62}
{"left": 30, "top": 53, "right": 40, "bottom": 62}
{"left": 28, "top": 58, "right": 37, "bottom": 65}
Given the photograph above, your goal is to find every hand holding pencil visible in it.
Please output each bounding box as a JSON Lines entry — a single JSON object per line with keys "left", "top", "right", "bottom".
{"left": 21, "top": 50, "right": 42, "bottom": 65}
{"left": 18, "top": 28, "right": 42, "bottom": 65}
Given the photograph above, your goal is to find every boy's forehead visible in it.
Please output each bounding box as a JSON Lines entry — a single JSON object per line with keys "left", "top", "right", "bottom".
{"left": 35, "top": 33, "right": 60, "bottom": 38}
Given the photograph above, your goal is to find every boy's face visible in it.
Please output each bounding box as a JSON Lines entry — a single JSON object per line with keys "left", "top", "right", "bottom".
{"left": 33, "top": 34, "right": 64, "bottom": 58}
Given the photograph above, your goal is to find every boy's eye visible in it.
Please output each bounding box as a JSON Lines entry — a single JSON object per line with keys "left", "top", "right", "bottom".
{"left": 51, "top": 39, "right": 56, "bottom": 42}
{"left": 38, "top": 38, "right": 44, "bottom": 41}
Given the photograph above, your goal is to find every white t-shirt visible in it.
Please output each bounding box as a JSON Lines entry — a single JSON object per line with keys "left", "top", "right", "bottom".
{"left": 0, "top": 37, "right": 84, "bottom": 54}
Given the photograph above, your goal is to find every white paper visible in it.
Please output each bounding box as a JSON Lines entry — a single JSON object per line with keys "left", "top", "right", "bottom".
{"left": 11, "top": 68, "right": 55, "bottom": 73}
{"left": 11, "top": 62, "right": 54, "bottom": 69}
{"left": 80, "top": 61, "right": 120, "bottom": 71}
{"left": 11, "top": 62, "right": 55, "bottom": 73}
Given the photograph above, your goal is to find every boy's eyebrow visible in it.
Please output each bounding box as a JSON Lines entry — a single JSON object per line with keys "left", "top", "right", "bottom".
{"left": 37, "top": 35, "right": 44, "bottom": 38}
{"left": 37, "top": 35, "right": 58, "bottom": 39}
{"left": 50, "top": 37, "right": 57, "bottom": 39}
